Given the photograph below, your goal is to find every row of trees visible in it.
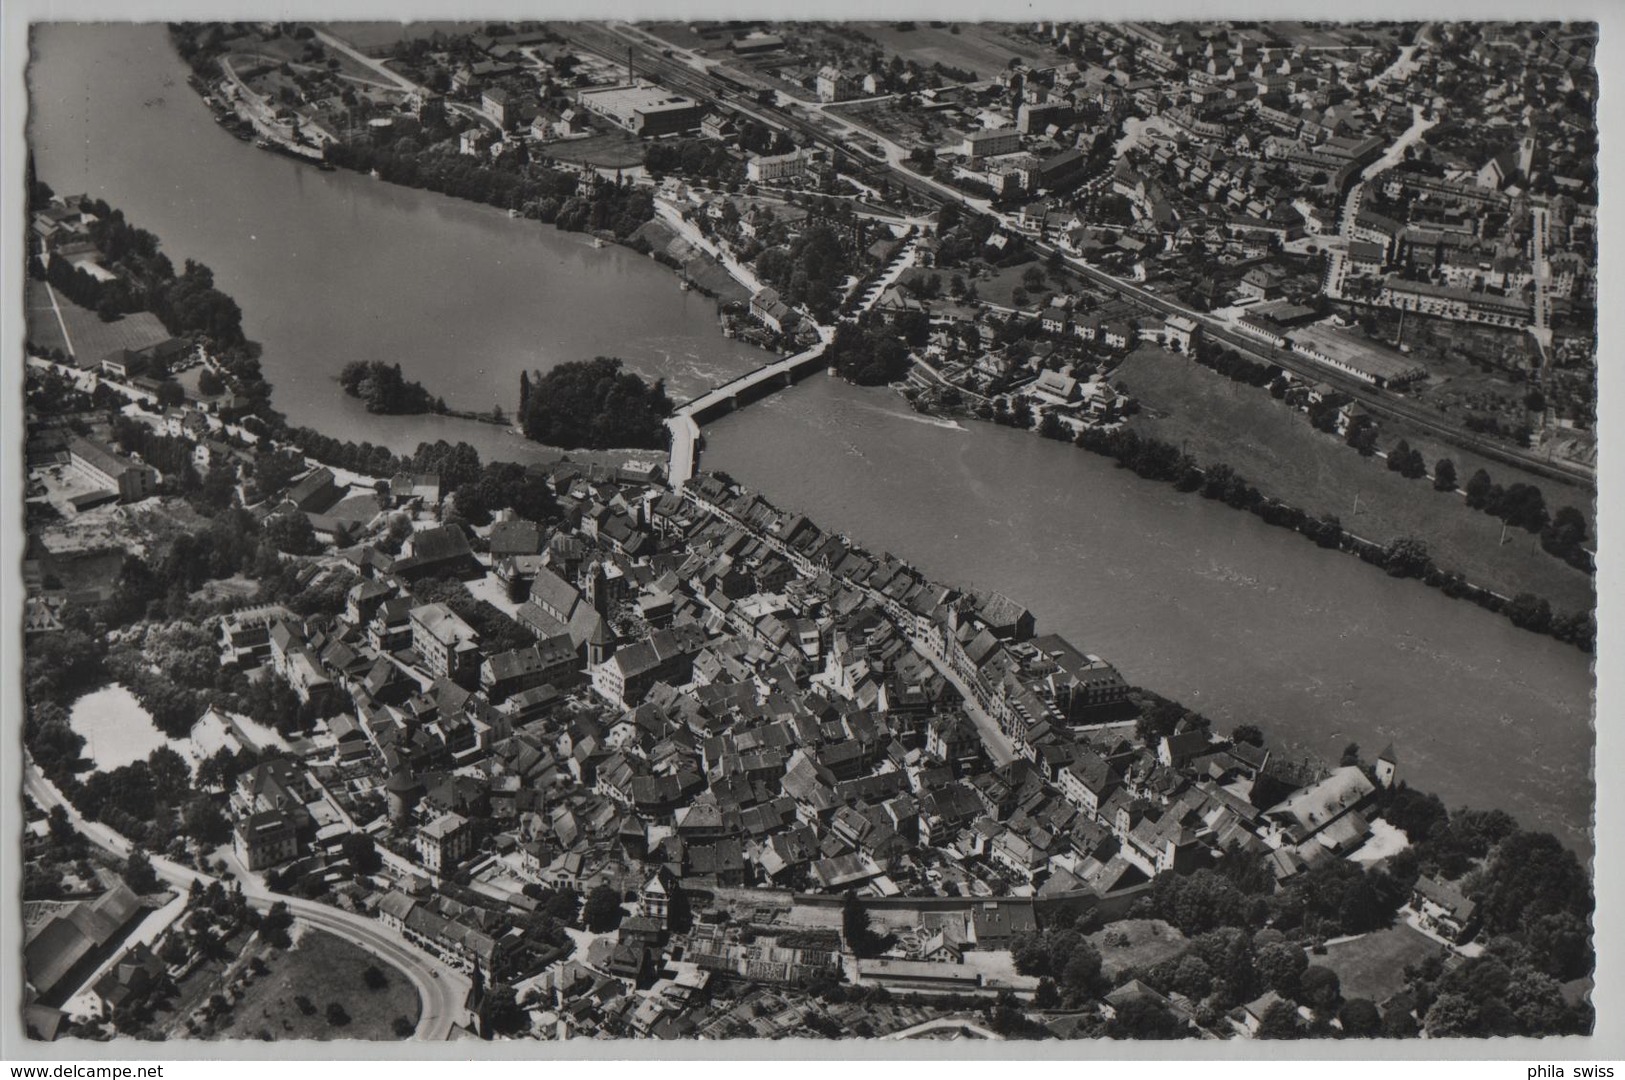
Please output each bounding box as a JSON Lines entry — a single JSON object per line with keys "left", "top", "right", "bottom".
{"left": 27, "top": 189, "right": 247, "bottom": 348}
{"left": 1064, "top": 422, "right": 1594, "bottom": 651}
{"left": 1192, "top": 340, "right": 1278, "bottom": 388}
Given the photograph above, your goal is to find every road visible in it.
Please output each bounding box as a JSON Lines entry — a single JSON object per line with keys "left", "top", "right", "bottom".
{"left": 1530, "top": 204, "right": 1554, "bottom": 374}
{"left": 312, "top": 29, "right": 423, "bottom": 95}
{"left": 883, "top": 1016, "right": 1003, "bottom": 1040}
{"left": 552, "top": 17, "right": 1593, "bottom": 493}
{"left": 1037, "top": 240, "right": 1595, "bottom": 490}
{"left": 908, "top": 643, "right": 1015, "bottom": 767}
{"left": 557, "top": 22, "right": 988, "bottom": 216}
{"left": 653, "top": 197, "right": 766, "bottom": 294}
{"left": 23, "top": 758, "right": 470, "bottom": 1040}
{"left": 1360, "top": 104, "right": 1439, "bottom": 183}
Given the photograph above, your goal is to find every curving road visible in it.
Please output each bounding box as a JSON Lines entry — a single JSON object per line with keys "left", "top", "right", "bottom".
{"left": 24, "top": 758, "right": 469, "bottom": 1040}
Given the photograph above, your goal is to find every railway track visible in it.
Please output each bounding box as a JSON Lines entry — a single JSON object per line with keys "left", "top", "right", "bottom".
{"left": 559, "top": 21, "right": 1594, "bottom": 494}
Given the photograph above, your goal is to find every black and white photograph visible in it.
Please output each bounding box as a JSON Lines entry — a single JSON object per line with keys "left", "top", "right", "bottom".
{"left": 2, "top": 1, "right": 1611, "bottom": 1058}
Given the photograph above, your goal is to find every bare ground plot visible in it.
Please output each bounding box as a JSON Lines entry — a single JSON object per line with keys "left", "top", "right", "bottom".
{"left": 1319, "top": 923, "right": 1442, "bottom": 1004}
{"left": 852, "top": 23, "right": 1068, "bottom": 80}
{"left": 1088, "top": 919, "right": 1189, "bottom": 979}
{"left": 1115, "top": 347, "right": 1595, "bottom": 613}
{"left": 538, "top": 132, "right": 646, "bottom": 169}
{"left": 214, "top": 930, "right": 421, "bottom": 1041}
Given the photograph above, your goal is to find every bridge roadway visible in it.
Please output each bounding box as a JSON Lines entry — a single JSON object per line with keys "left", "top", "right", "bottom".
{"left": 667, "top": 336, "right": 830, "bottom": 487}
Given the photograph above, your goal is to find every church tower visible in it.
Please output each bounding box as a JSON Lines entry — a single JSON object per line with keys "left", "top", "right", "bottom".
{"left": 1375, "top": 744, "right": 1398, "bottom": 788}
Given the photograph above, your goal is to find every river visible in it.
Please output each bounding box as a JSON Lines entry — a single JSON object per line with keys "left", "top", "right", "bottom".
{"left": 27, "top": 23, "right": 769, "bottom": 465}
{"left": 703, "top": 379, "right": 1596, "bottom": 855}
{"left": 27, "top": 24, "right": 1595, "bottom": 856}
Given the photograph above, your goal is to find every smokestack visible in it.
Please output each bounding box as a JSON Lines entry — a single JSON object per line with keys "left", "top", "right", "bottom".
{"left": 628, "top": 45, "right": 634, "bottom": 85}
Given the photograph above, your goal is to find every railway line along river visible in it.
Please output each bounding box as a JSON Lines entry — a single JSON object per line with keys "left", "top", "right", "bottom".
{"left": 29, "top": 23, "right": 1595, "bottom": 856}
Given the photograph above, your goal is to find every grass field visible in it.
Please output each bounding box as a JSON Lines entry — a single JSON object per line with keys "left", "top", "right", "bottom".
{"left": 852, "top": 23, "right": 1066, "bottom": 80}
{"left": 1114, "top": 346, "right": 1595, "bottom": 614}
{"left": 27, "top": 279, "right": 173, "bottom": 364}
{"left": 215, "top": 929, "right": 421, "bottom": 1041}
{"left": 539, "top": 132, "right": 646, "bottom": 169}
{"left": 324, "top": 21, "right": 482, "bottom": 54}
{"left": 1320, "top": 923, "right": 1442, "bottom": 1004}
{"left": 1089, "top": 919, "right": 1190, "bottom": 979}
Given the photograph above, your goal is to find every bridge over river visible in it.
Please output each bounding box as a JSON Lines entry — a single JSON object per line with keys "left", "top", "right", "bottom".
{"left": 666, "top": 335, "right": 830, "bottom": 487}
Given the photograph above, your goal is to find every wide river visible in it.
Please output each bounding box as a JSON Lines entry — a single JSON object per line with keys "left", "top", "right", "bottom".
{"left": 29, "top": 24, "right": 1595, "bottom": 855}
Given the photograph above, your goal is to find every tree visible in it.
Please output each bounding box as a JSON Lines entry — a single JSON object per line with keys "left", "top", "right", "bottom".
{"left": 1345, "top": 416, "right": 1378, "bottom": 456}
{"left": 326, "top": 1002, "right": 351, "bottom": 1026}
{"left": 261, "top": 900, "right": 294, "bottom": 949}
{"left": 1256, "top": 942, "right": 1309, "bottom": 998}
{"left": 155, "top": 381, "right": 186, "bottom": 408}
{"left": 483, "top": 983, "right": 528, "bottom": 1036}
{"left": 1338, "top": 997, "right": 1382, "bottom": 1037}
{"left": 197, "top": 367, "right": 225, "bottom": 396}
{"left": 1381, "top": 535, "right": 1432, "bottom": 578}
{"left": 1474, "top": 831, "right": 1590, "bottom": 938}
{"left": 1060, "top": 939, "right": 1104, "bottom": 994}
{"left": 582, "top": 885, "right": 624, "bottom": 933}
{"left": 183, "top": 796, "right": 230, "bottom": 847}
{"left": 342, "top": 832, "right": 383, "bottom": 875}
{"left": 363, "top": 964, "right": 389, "bottom": 991}
{"left": 843, "top": 890, "right": 883, "bottom": 956}
{"left": 265, "top": 511, "right": 320, "bottom": 555}
{"left": 1231, "top": 724, "right": 1264, "bottom": 747}
{"left": 1107, "top": 996, "right": 1185, "bottom": 1039}
{"left": 1386, "top": 439, "right": 1411, "bottom": 472}
{"left": 1257, "top": 999, "right": 1302, "bottom": 1039}
{"left": 1297, "top": 965, "right": 1342, "bottom": 1012}
{"left": 1465, "top": 468, "right": 1494, "bottom": 508}
{"left": 1432, "top": 457, "right": 1457, "bottom": 492}
{"left": 1541, "top": 505, "right": 1588, "bottom": 563}
{"left": 1422, "top": 991, "right": 1485, "bottom": 1037}
{"left": 123, "top": 848, "right": 160, "bottom": 894}
{"left": 1503, "top": 589, "right": 1554, "bottom": 632}
{"left": 1339, "top": 743, "right": 1362, "bottom": 768}
{"left": 48, "top": 804, "right": 76, "bottom": 846}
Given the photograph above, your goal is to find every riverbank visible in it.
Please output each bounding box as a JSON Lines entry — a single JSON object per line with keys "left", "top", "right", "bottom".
{"left": 32, "top": 24, "right": 1592, "bottom": 859}
{"left": 1113, "top": 346, "right": 1594, "bottom": 612}
{"left": 897, "top": 348, "right": 1593, "bottom": 654}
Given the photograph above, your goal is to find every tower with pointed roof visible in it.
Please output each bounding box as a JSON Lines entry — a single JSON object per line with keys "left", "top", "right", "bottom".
{"left": 1374, "top": 743, "right": 1397, "bottom": 789}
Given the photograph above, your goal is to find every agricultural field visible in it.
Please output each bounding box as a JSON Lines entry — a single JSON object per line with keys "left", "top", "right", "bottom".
{"left": 852, "top": 22, "right": 1069, "bottom": 81}
{"left": 324, "top": 21, "right": 481, "bottom": 54}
